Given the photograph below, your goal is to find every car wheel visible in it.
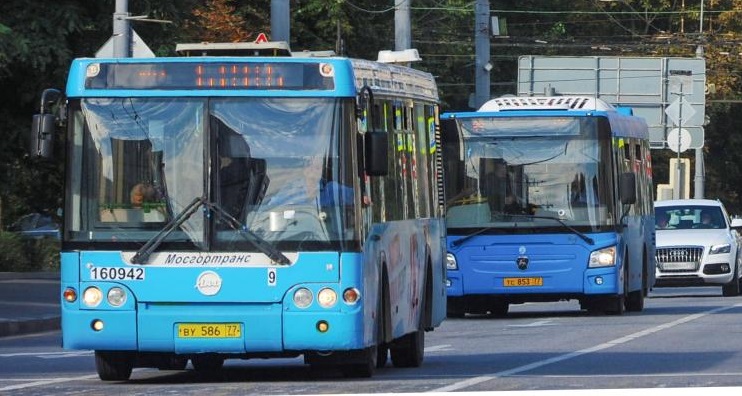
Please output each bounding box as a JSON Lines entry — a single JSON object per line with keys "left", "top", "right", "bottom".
{"left": 722, "top": 262, "right": 741, "bottom": 297}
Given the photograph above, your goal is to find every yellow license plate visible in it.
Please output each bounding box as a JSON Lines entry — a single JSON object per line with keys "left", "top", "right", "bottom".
{"left": 177, "top": 323, "right": 242, "bottom": 338}
{"left": 504, "top": 277, "right": 543, "bottom": 287}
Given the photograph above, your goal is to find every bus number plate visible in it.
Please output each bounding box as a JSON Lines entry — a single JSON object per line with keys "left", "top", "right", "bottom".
{"left": 504, "top": 277, "right": 543, "bottom": 287}
{"left": 177, "top": 323, "right": 242, "bottom": 338}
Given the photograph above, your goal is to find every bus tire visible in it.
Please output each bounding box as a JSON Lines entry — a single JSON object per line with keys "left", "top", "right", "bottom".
{"left": 390, "top": 327, "right": 424, "bottom": 368}
{"left": 489, "top": 301, "right": 509, "bottom": 317}
{"left": 191, "top": 354, "right": 224, "bottom": 372}
{"left": 626, "top": 258, "right": 646, "bottom": 312}
{"left": 342, "top": 346, "right": 377, "bottom": 378}
{"left": 95, "top": 350, "right": 134, "bottom": 381}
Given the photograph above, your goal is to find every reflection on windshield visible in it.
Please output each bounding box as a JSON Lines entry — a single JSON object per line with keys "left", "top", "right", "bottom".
{"left": 444, "top": 116, "right": 613, "bottom": 231}
{"left": 71, "top": 97, "right": 357, "bottom": 250}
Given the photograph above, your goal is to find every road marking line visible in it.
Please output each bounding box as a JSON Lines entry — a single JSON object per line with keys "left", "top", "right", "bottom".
{"left": 429, "top": 303, "right": 742, "bottom": 393}
{"left": 424, "top": 344, "right": 453, "bottom": 352}
{"left": 0, "top": 351, "right": 92, "bottom": 358}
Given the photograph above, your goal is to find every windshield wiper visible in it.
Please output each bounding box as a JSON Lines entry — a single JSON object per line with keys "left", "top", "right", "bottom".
{"left": 451, "top": 213, "right": 594, "bottom": 247}
{"left": 203, "top": 200, "right": 291, "bottom": 265}
{"left": 130, "top": 197, "right": 291, "bottom": 265}
{"left": 131, "top": 196, "right": 204, "bottom": 264}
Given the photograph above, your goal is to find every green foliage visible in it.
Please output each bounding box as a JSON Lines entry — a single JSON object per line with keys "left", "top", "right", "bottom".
{"left": 0, "top": 232, "right": 58, "bottom": 272}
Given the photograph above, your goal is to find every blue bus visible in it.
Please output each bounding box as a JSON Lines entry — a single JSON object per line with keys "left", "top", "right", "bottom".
{"left": 441, "top": 96, "right": 655, "bottom": 316}
{"left": 30, "top": 41, "right": 447, "bottom": 380}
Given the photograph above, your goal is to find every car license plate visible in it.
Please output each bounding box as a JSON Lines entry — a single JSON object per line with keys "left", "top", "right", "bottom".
{"left": 177, "top": 323, "right": 242, "bottom": 338}
{"left": 504, "top": 277, "right": 543, "bottom": 287}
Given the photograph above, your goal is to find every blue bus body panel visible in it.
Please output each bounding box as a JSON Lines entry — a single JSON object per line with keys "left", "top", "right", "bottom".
{"left": 61, "top": 251, "right": 375, "bottom": 352}
{"left": 446, "top": 232, "right": 622, "bottom": 297}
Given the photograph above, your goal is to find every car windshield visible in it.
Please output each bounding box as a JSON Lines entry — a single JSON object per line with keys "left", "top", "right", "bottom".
{"left": 655, "top": 205, "right": 726, "bottom": 230}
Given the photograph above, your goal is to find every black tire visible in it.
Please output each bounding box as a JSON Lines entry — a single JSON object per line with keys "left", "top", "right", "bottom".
{"left": 95, "top": 351, "right": 134, "bottom": 381}
{"left": 191, "top": 354, "right": 224, "bottom": 372}
{"left": 489, "top": 301, "right": 509, "bottom": 317}
{"left": 342, "top": 346, "right": 377, "bottom": 378}
{"left": 390, "top": 327, "right": 425, "bottom": 368}
{"left": 722, "top": 263, "right": 741, "bottom": 297}
{"left": 626, "top": 261, "right": 646, "bottom": 312}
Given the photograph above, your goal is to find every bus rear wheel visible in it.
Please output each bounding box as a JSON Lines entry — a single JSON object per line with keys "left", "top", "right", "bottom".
{"left": 95, "top": 350, "right": 134, "bottom": 381}
{"left": 191, "top": 354, "right": 224, "bottom": 372}
{"left": 390, "top": 327, "right": 425, "bottom": 368}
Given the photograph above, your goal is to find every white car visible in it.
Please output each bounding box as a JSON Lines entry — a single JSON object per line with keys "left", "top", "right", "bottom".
{"left": 654, "top": 199, "right": 742, "bottom": 296}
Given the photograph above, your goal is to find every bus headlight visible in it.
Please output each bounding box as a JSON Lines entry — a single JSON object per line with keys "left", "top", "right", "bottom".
{"left": 293, "top": 288, "right": 313, "bottom": 308}
{"left": 589, "top": 246, "right": 616, "bottom": 268}
{"left": 82, "top": 287, "right": 103, "bottom": 307}
{"left": 446, "top": 253, "right": 458, "bottom": 270}
{"left": 317, "top": 288, "right": 337, "bottom": 308}
{"left": 107, "top": 287, "right": 127, "bottom": 307}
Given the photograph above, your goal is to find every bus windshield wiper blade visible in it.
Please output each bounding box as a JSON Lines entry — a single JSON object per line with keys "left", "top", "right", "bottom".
{"left": 451, "top": 214, "right": 594, "bottom": 247}
{"left": 203, "top": 201, "right": 291, "bottom": 266}
{"left": 131, "top": 196, "right": 204, "bottom": 264}
{"left": 528, "top": 215, "right": 594, "bottom": 245}
{"left": 451, "top": 226, "right": 496, "bottom": 247}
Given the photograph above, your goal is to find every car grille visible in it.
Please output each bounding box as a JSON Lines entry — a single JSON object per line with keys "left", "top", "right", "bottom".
{"left": 655, "top": 247, "right": 703, "bottom": 272}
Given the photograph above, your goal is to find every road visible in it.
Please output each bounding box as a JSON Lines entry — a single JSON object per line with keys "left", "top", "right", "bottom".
{"left": 2, "top": 287, "right": 742, "bottom": 395}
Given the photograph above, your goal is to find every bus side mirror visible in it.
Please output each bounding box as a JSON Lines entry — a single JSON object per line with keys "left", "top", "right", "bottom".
{"left": 30, "top": 88, "right": 63, "bottom": 159}
{"left": 31, "top": 114, "right": 56, "bottom": 159}
{"left": 620, "top": 172, "right": 636, "bottom": 205}
{"left": 364, "top": 131, "right": 388, "bottom": 176}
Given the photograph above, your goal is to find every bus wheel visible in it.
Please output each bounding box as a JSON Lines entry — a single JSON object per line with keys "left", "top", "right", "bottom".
{"left": 489, "top": 301, "right": 509, "bottom": 317}
{"left": 191, "top": 354, "right": 224, "bottom": 372}
{"left": 95, "top": 350, "right": 134, "bottom": 381}
{"left": 342, "top": 346, "right": 377, "bottom": 378}
{"left": 626, "top": 272, "right": 646, "bottom": 312}
{"left": 390, "top": 327, "right": 425, "bottom": 368}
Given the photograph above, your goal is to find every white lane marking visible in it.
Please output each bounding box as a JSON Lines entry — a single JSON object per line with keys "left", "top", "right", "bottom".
{"left": 0, "top": 374, "right": 101, "bottom": 392}
{"left": 424, "top": 344, "right": 453, "bottom": 352}
{"left": 507, "top": 320, "right": 557, "bottom": 328}
{"left": 430, "top": 303, "right": 742, "bottom": 393}
{"left": 0, "top": 351, "right": 92, "bottom": 358}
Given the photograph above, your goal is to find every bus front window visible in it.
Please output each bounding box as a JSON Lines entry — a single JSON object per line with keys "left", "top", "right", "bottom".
{"left": 444, "top": 116, "right": 614, "bottom": 231}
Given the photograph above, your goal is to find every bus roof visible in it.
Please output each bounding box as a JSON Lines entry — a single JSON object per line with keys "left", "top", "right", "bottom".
{"left": 442, "top": 96, "right": 649, "bottom": 139}
{"left": 65, "top": 56, "right": 438, "bottom": 103}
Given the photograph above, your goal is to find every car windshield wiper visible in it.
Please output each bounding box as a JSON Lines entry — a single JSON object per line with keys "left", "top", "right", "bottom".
{"left": 451, "top": 213, "right": 594, "bottom": 247}
{"left": 131, "top": 196, "right": 204, "bottom": 264}
{"left": 202, "top": 200, "right": 291, "bottom": 266}
{"left": 130, "top": 196, "right": 292, "bottom": 266}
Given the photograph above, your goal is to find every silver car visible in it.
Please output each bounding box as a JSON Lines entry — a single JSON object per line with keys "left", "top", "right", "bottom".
{"left": 654, "top": 199, "right": 742, "bottom": 296}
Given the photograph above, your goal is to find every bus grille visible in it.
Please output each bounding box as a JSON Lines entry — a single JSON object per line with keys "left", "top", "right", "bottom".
{"left": 655, "top": 247, "right": 703, "bottom": 272}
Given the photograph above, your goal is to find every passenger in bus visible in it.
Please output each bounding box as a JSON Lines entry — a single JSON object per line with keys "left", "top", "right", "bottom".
{"left": 130, "top": 183, "right": 157, "bottom": 208}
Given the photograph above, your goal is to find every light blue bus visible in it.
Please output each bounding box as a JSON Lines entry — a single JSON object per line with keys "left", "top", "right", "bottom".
{"left": 441, "top": 96, "right": 655, "bottom": 317}
{"left": 31, "top": 42, "right": 447, "bottom": 380}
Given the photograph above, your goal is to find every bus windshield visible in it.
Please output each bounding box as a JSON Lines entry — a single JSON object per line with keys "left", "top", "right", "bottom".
{"left": 67, "top": 97, "right": 358, "bottom": 250}
{"left": 444, "top": 116, "right": 616, "bottom": 232}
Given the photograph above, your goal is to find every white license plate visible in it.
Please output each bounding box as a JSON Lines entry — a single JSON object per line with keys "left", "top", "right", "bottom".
{"left": 661, "top": 262, "right": 697, "bottom": 271}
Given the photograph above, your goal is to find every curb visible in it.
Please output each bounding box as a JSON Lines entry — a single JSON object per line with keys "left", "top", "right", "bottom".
{"left": 0, "top": 317, "right": 60, "bottom": 338}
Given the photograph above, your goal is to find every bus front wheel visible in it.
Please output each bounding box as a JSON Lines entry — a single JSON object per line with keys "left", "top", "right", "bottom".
{"left": 95, "top": 350, "right": 134, "bottom": 381}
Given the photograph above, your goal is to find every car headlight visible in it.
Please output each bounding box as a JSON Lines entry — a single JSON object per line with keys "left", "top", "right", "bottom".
{"left": 710, "top": 244, "right": 731, "bottom": 254}
{"left": 589, "top": 246, "right": 616, "bottom": 268}
{"left": 446, "top": 253, "right": 458, "bottom": 270}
